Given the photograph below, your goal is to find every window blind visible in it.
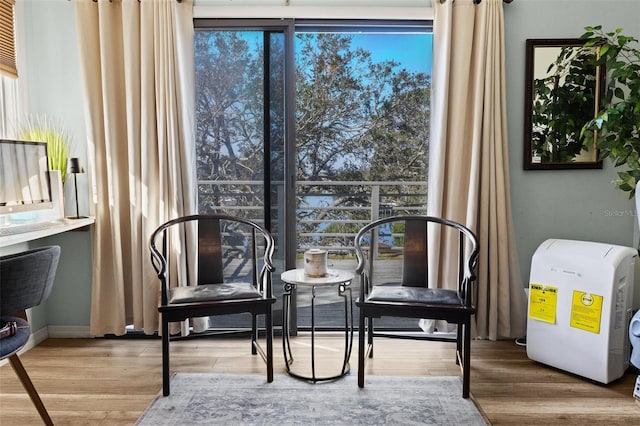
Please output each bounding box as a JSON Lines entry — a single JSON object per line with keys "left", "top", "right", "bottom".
{"left": 0, "top": 0, "right": 17, "bottom": 78}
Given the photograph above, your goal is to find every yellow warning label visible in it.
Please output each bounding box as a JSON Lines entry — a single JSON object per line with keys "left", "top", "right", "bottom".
{"left": 528, "top": 284, "right": 558, "bottom": 324}
{"left": 570, "top": 291, "right": 603, "bottom": 334}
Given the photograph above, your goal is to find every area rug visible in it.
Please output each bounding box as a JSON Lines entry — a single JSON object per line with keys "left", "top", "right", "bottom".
{"left": 137, "top": 373, "right": 487, "bottom": 425}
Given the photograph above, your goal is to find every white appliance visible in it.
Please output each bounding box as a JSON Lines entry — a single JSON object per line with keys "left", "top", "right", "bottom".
{"left": 527, "top": 239, "right": 636, "bottom": 384}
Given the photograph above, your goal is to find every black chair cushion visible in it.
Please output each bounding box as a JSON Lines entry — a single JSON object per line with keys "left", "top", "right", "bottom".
{"left": 367, "top": 286, "right": 462, "bottom": 305}
{"left": 0, "top": 316, "right": 30, "bottom": 358}
{"left": 168, "top": 282, "right": 263, "bottom": 304}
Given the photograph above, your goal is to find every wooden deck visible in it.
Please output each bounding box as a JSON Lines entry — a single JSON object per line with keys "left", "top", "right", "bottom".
{"left": 211, "top": 256, "right": 428, "bottom": 331}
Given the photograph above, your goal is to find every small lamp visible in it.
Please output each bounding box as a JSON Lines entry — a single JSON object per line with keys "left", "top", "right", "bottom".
{"left": 66, "top": 157, "right": 87, "bottom": 219}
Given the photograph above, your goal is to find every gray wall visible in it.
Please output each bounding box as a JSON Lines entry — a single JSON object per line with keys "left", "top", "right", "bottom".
{"left": 9, "top": 0, "right": 640, "bottom": 333}
{"left": 505, "top": 0, "right": 640, "bottom": 307}
{"left": 3, "top": 0, "right": 92, "bottom": 332}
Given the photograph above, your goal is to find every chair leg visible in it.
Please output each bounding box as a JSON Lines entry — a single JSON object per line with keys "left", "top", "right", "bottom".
{"left": 251, "top": 314, "right": 258, "bottom": 355}
{"left": 456, "top": 323, "right": 462, "bottom": 366}
{"left": 162, "top": 317, "right": 170, "bottom": 396}
{"left": 462, "top": 319, "right": 471, "bottom": 399}
{"left": 9, "top": 354, "right": 53, "bottom": 426}
{"left": 358, "top": 310, "right": 366, "bottom": 388}
{"left": 367, "top": 317, "right": 374, "bottom": 358}
{"left": 266, "top": 309, "right": 274, "bottom": 383}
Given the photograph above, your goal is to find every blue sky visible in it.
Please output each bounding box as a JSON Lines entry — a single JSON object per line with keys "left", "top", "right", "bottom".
{"left": 347, "top": 33, "right": 433, "bottom": 74}
{"left": 223, "top": 31, "right": 433, "bottom": 76}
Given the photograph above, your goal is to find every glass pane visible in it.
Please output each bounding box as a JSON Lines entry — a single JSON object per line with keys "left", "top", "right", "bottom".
{"left": 195, "top": 30, "right": 266, "bottom": 219}
{"left": 195, "top": 29, "right": 286, "bottom": 328}
{"left": 268, "top": 32, "right": 286, "bottom": 290}
{"left": 294, "top": 29, "right": 433, "bottom": 330}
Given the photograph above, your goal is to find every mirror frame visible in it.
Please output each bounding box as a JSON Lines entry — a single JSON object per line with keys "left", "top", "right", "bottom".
{"left": 523, "top": 38, "right": 605, "bottom": 170}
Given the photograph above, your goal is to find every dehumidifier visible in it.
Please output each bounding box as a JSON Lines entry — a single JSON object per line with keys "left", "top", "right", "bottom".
{"left": 526, "top": 239, "right": 636, "bottom": 383}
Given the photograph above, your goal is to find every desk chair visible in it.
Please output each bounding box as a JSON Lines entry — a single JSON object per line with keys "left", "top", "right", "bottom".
{"left": 149, "top": 214, "right": 275, "bottom": 396}
{"left": 1, "top": 245, "right": 61, "bottom": 425}
{"left": 354, "top": 216, "right": 479, "bottom": 398}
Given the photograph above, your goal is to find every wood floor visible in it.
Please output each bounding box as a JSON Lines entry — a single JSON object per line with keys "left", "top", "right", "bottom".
{"left": 1, "top": 335, "right": 638, "bottom": 425}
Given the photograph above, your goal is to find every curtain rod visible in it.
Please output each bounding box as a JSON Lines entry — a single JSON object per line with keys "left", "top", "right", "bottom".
{"left": 90, "top": 0, "right": 183, "bottom": 3}
{"left": 441, "top": 0, "right": 514, "bottom": 3}
{"left": 88, "top": 0, "right": 510, "bottom": 4}
{"left": 88, "top": 0, "right": 513, "bottom": 3}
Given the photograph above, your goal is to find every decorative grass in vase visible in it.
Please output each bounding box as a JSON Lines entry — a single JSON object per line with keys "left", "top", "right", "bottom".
{"left": 18, "top": 115, "right": 72, "bottom": 182}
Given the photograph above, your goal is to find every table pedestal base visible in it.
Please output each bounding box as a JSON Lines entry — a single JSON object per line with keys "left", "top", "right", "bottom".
{"left": 282, "top": 279, "right": 353, "bottom": 383}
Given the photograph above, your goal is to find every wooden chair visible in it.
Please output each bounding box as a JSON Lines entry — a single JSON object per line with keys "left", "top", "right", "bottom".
{"left": 0, "top": 245, "right": 61, "bottom": 425}
{"left": 149, "top": 214, "right": 275, "bottom": 396}
{"left": 354, "top": 215, "right": 479, "bottom": 398}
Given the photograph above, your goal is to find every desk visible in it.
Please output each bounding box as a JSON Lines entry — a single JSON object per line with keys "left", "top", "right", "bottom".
{"left": 281, "top": 268, "right": 354, "bottom": 382}
{"left": 0, "top": 217, "right": 95, "bottom": 247}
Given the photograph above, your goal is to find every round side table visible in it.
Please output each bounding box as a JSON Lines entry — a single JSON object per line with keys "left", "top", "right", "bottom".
{"left": 280, "top": 268, "right": 354, "bottom": 382}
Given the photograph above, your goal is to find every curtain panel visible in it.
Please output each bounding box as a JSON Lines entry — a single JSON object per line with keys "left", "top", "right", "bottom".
{"left": 427, "top": 0, "right": 527, "bottom": 340}
{"left": 75, "top": 0, "right": 196, "bottom": 336}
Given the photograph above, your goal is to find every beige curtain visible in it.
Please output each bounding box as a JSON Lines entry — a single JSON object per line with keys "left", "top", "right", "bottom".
{"left": 427, "top": 0, "right": 527, "bottom": 340}
{"left": 75, "top": 0, "right": 196, "bottom": 336}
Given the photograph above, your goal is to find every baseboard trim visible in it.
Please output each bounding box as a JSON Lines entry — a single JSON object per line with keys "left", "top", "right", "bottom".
{"left": 0, "top": 325, "right": 93, "bottom": 368}
{"left": 23, "top": 325, "right": 93, "bottom": 351}
{"left": 47, "top": 325, "right": 94, "bottom": 338}
{"left": 29, "top": 325, "right": 50, "bottom": 347}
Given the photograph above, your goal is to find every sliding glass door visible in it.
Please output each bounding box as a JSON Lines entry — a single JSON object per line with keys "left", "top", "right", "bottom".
{"left": 292, "top": 22, "right": 432, "bottom": 330}
{"left": 194, "top": 19, "right": 432, "bottom": 332}
{"left": 194, "top": 21, "right": 293, "bottom": 328}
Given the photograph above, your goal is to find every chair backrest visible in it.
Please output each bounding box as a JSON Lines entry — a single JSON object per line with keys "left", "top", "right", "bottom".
{"left": 402, "top": 219, "right": 429, "bottom": 287}
{"left": 149, "top": 214, "right": 275, "bottom": 305}
{"left": 0, "top": 246, "right": 61, "bottom": 316}
{"left": 355, "top": 215, "right": 479, "bottom": 300}
{"left": 197, "top": 217, "right": 225, "bottom": 285}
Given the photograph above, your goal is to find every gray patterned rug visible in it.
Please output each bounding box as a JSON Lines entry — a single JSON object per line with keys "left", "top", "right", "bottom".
{"left": 137, "top": 373, "right": 487, "bottom": 425}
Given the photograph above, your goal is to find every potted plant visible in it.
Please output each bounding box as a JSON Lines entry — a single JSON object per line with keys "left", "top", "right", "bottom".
{"left": 18, "top": 115, "right": 72, "bottom": 182}
{"left": 580, "top": 26, "right": 640, "bottom": 196}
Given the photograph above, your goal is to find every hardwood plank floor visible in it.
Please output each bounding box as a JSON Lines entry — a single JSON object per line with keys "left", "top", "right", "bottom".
{"left": 1, "top": 335, "right": 638, "bottom": 425}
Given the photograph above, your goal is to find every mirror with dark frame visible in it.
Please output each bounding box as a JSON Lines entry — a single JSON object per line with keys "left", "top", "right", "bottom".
{"left": 524, "top": 38, "right": 605, "bottom": 170}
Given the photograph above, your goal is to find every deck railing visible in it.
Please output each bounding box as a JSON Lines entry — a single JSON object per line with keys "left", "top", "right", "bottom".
{"left": 198, "top": 179, "right": 427, "bottom": 255}
{"left": 197, "top": 180, "right": 428, "bottom": 330}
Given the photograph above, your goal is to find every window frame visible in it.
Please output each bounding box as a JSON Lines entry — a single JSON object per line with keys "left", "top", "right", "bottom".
{"left": 192, "top": 18, "right": 433, "bottom": 332}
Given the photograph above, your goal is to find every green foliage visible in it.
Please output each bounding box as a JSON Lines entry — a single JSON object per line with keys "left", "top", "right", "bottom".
{"left": 18, "top": 115, "right": 72, "bottom": 182}
{"left": 531, "top": 46, "right": 600, "bottom": 163}
{"left": 391, "top": 222, "right": 405, "bottom": 248}
{"left": 194, "top": 30, "right": 431, "bottom": 236}
{"left": 580, "top": 26, "right": 640, "bottom": 195}
{"left": 194, "top": 31, "right": 273, "bottom": 213}
{"left": 294, "top": 33, "right": 430, "bottom": 185}
{"left": 292, "top": 33, "right": 430, "bottom": 236}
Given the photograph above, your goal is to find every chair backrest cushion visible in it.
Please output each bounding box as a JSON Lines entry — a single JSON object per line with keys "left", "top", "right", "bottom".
{"left": 0, "top": 246, "right": 61, "bottom": 315}
{"left": 402, "top": 219, "right": 428, "bottom": 287}
{"left": 198, "top": 218, "right": 224, "bottom": 285}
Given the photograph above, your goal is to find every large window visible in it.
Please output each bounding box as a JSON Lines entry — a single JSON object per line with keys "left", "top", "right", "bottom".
{"left": 194, "top": 19, "right": 432, "bottom": 331}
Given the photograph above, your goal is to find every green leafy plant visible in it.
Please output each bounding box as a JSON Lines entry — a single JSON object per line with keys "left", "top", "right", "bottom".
{"left": 18, "top": 115, "right": 72, "bottom": 182}
{"left": 580, "top": 26, "right": 640, "bottom": 195}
